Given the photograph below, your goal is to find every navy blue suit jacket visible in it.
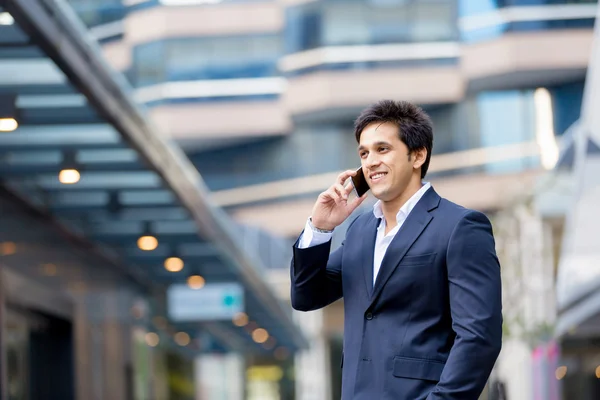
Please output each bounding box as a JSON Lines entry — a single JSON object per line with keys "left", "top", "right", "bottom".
{"left": 291, "top": 187, "right": 502, "bottom": 400}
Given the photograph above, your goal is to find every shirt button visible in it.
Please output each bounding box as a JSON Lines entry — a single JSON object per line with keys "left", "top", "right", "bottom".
{"left": 365, "top": 312, "right": 373, "bottom": 320}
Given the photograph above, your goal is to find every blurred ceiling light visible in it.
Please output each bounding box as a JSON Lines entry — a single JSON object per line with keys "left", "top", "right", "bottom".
{"left": 145, "top": 332, "right": 160, "bottom": 347}
{"left": 0, "top": 117, "right": 18, "bottom": 132}
{"left": 233, "top": 312, "right": 249, "bottom": 327}
{"left": 164, "top": 256, "right": 184, "bottom": 272}
{"left": 59, "top": 168, "right": 80, "bottom": 184}
{"left": 596, "top": 366, "right": 600, "bottom": 379}
{"left": 0, "top": 241, "right": 17, "bottom": 256}
{"left": 0, "top": 12, "right": 14, "bottom": 26}
{"left": 138, "top": 235, "right": 158, "bottom": 251}
{"left": 534, "top": 87, "right": 559, "bottom": 170}
{"left": 187, "top": 275, "right": 205, "bottom": 289}
{"left": 252, "top": 328, "right": 269, "bottom": 344}
{"left": 138, "top": 222, "right": 158, "bottom": 251}
{"left": 0, "top": 95, "right": 18, "bottom": 131}
{"left": 174, "top": 332, "right": 191, "bottom": 346}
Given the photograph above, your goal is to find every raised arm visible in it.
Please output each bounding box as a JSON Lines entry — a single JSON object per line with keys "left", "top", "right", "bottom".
{"left": 289, "top": 169, "right": 367, "bottom": 312}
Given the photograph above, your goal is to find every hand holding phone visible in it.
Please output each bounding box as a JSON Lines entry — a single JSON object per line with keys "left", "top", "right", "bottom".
{"left": 310, "top": 169, "right": 369, "bottom": 231}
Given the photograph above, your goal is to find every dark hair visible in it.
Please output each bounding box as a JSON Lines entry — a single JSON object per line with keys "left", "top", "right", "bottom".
{"left": 354, "top": 100, "right": 433, "bottom": 179}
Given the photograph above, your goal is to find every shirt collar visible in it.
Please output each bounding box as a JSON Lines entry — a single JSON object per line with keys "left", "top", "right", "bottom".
{"left": 373, "top": 182, "right": 431, "bottom": 222}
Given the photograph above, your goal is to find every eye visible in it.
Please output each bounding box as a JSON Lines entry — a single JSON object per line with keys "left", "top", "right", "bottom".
{"left": 378, "top": 146, "right": 389, "bottom": 152}
{"left": 359, "top": 151, "right": 368, "bottom": 158}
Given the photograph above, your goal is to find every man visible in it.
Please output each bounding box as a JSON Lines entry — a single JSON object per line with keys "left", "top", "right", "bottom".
{"left": 290, "top": 100, "right": 502, "bottom": 400}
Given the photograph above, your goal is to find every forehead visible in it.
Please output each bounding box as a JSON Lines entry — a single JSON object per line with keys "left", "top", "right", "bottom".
{"left": 358, "top": 122, "right": 401, "bottom": 146}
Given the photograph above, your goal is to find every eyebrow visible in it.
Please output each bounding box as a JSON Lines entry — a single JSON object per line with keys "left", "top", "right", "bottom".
{"left": 357, "top": 141, "right": 392, "bottom": 152}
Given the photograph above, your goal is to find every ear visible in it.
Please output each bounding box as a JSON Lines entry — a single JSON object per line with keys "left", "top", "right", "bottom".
{"left": 412, "top": 148, "right": 427, "bottom": 170}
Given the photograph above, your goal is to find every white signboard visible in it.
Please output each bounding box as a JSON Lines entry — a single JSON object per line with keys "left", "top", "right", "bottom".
{"left": 167, "top": 282, "right": 244, "bottom": 322}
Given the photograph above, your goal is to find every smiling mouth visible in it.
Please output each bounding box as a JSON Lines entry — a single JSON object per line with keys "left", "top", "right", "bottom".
{"left": 369, "top": 172, "right": 387, "bottom": 183}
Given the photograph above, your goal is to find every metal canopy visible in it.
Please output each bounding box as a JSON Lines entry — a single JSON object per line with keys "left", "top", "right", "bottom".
{"left": 0, "top": 0, "right": 306, "bottom": 355}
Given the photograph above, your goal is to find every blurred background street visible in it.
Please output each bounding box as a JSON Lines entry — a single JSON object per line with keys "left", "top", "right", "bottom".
{"left": 0, "top": 0, "right": 599, "bottom": 399}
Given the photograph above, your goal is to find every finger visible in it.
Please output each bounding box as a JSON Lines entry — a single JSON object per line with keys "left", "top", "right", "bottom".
{"left": 343, "top": 182, "right": 355, "bottom": 197}
{"left": 323, "top": 188, "right": 342, "bottom": 205}
{"left": 333, "top": 183, "right": 348, "bottom": 200}
{"left": 336, "top": 169, "right": 357, "bottom": 185}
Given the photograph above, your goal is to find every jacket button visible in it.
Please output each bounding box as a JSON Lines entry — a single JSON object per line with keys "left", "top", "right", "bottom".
{"left": 365, "top": 312, "right": 373, "bottom": 320}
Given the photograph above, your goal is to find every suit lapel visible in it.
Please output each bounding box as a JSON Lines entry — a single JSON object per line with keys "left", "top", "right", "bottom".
{"left": 369, "top": 188, "right": 439, "bottom": 305}
{"left": 361, "top": 216, "right": 380, "bottom": 298}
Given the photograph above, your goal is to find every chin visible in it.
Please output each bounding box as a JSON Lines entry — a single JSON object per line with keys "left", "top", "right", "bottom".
{"left": 371, "top": 188, "right": 390, "bottom": 201}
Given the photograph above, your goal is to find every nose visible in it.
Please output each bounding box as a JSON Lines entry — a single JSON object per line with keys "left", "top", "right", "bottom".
{"left": 365, "top": 153, "right": 381, "bottom": 170}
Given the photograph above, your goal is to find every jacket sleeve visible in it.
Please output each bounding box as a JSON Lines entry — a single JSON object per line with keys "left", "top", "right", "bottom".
{"left": 290, "top": 217, "right": 358, "bottom": 312}
{"left": 427, "top": 210, "right": 503, "bottom": 399}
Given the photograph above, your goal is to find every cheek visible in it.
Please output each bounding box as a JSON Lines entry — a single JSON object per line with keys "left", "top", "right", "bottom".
{"left": 392, "top": 165, "right": 412, "bottom": 180}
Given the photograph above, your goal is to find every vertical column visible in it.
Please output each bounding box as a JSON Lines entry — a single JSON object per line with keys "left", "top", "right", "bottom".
{"left": 0, "top": 271, "right": 7, "bottom": 400}
{"left": 294, "top": 309, "right": 331, "bottom": 400}
{"left": 102, "top": 288, "right": 127, "bottom": 400}
{"left": 73, "top": 293, "right": 95, "bottom": 400}
{"left": 195, "top": 353, "right": 244, "bottom": 400}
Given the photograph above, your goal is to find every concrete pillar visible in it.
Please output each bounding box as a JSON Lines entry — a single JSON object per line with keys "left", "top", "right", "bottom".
{"left": 195, "top": 353, "right": 244, "bottom": 400}
{"left": 294, "top": 309, "right": 331, "bottom": 400}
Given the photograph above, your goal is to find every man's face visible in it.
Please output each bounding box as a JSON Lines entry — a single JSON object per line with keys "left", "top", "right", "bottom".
{"left": 358, "top": 122, "right": 415, "bottom": 202}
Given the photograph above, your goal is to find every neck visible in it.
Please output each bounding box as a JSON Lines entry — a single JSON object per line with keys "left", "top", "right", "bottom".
{"left": 381, "top": 176, "right": 423, "bottom": 227}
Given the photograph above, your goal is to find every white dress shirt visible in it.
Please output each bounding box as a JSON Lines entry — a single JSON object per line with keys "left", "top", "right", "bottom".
{"left": 298, "top": 182, "right": 432, "bottom": 286}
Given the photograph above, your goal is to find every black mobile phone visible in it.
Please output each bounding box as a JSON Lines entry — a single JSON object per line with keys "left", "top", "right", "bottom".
{"left": 351, "top": 167, "right": 370, "bottom": 197}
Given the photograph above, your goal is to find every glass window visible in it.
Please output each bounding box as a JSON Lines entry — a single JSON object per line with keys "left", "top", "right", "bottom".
{"left": 322, "top": 3, "right": 371, "bottom": 46}
{"left": 478, "top": 90, "right": 536, "bottom": 148}
{"left": 550, "top": 80, "right": 584, "bottom": 136}
{"left": 67, "top": 0, "right": 125, "bottom": 27}
{"left": 132, "top": 41, "right": 165, "bottom": 87}
{"left": 132, "top": 35, "right": 281, "bottom": 86}
{"left": 166, "top": 36, "right": 281, "bottom": 81}
{"left": 459, "top": 0, "right": 501, "bottom": 18}
{"left": 286, "top": 0, "right": 457, "bottom": 53}
{"left": 412, "top": 2, "right": 458, "bottom": 42}
{"left": 460, "top": 0, "right": 598, "bottom": 42}
{"left": 460, "top": 0, "right": 598, "bottom": 17}
{"left": 476, "top": 90, "right": 538, "bottom": 173}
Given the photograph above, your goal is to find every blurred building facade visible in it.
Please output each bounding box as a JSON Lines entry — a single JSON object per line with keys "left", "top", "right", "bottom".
{"left": 63, "top": 0, "right": 599, "bottom": 399}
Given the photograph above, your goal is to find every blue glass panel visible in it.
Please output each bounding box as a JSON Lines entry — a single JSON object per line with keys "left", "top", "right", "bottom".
{"left": 132, "top": 41, "right": 166, "bottom": 87}
{"left": 285, "top": 57, "right": 459, "bottom": 78}
{"left": 478, "top": 90, "right": 536, "bottom": 147}
{"left": 67, "top": 0, "right": 126, "bottom": 27}
{"left": 460, "top": 0, "right": 597, "bottom": 17}
{"left": 132, "top": 35, "right": 281, "bottom": 87}
{"left": 285, "top": 0, "right": 457, "bottom": 53}
{"left": 144, "top": 94, "right": 280, "bottom": 108}
{"left": 460, "top": 1, "right": 598, "bottom": 42}
{"left": 458, "top": 0, "right": 501, "bottom": 18}
{"left": 550, "top": 81, "right": 584, "bottom": 136}
{"left": 477, "top": 90, "right": 538, "bottom": 173}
